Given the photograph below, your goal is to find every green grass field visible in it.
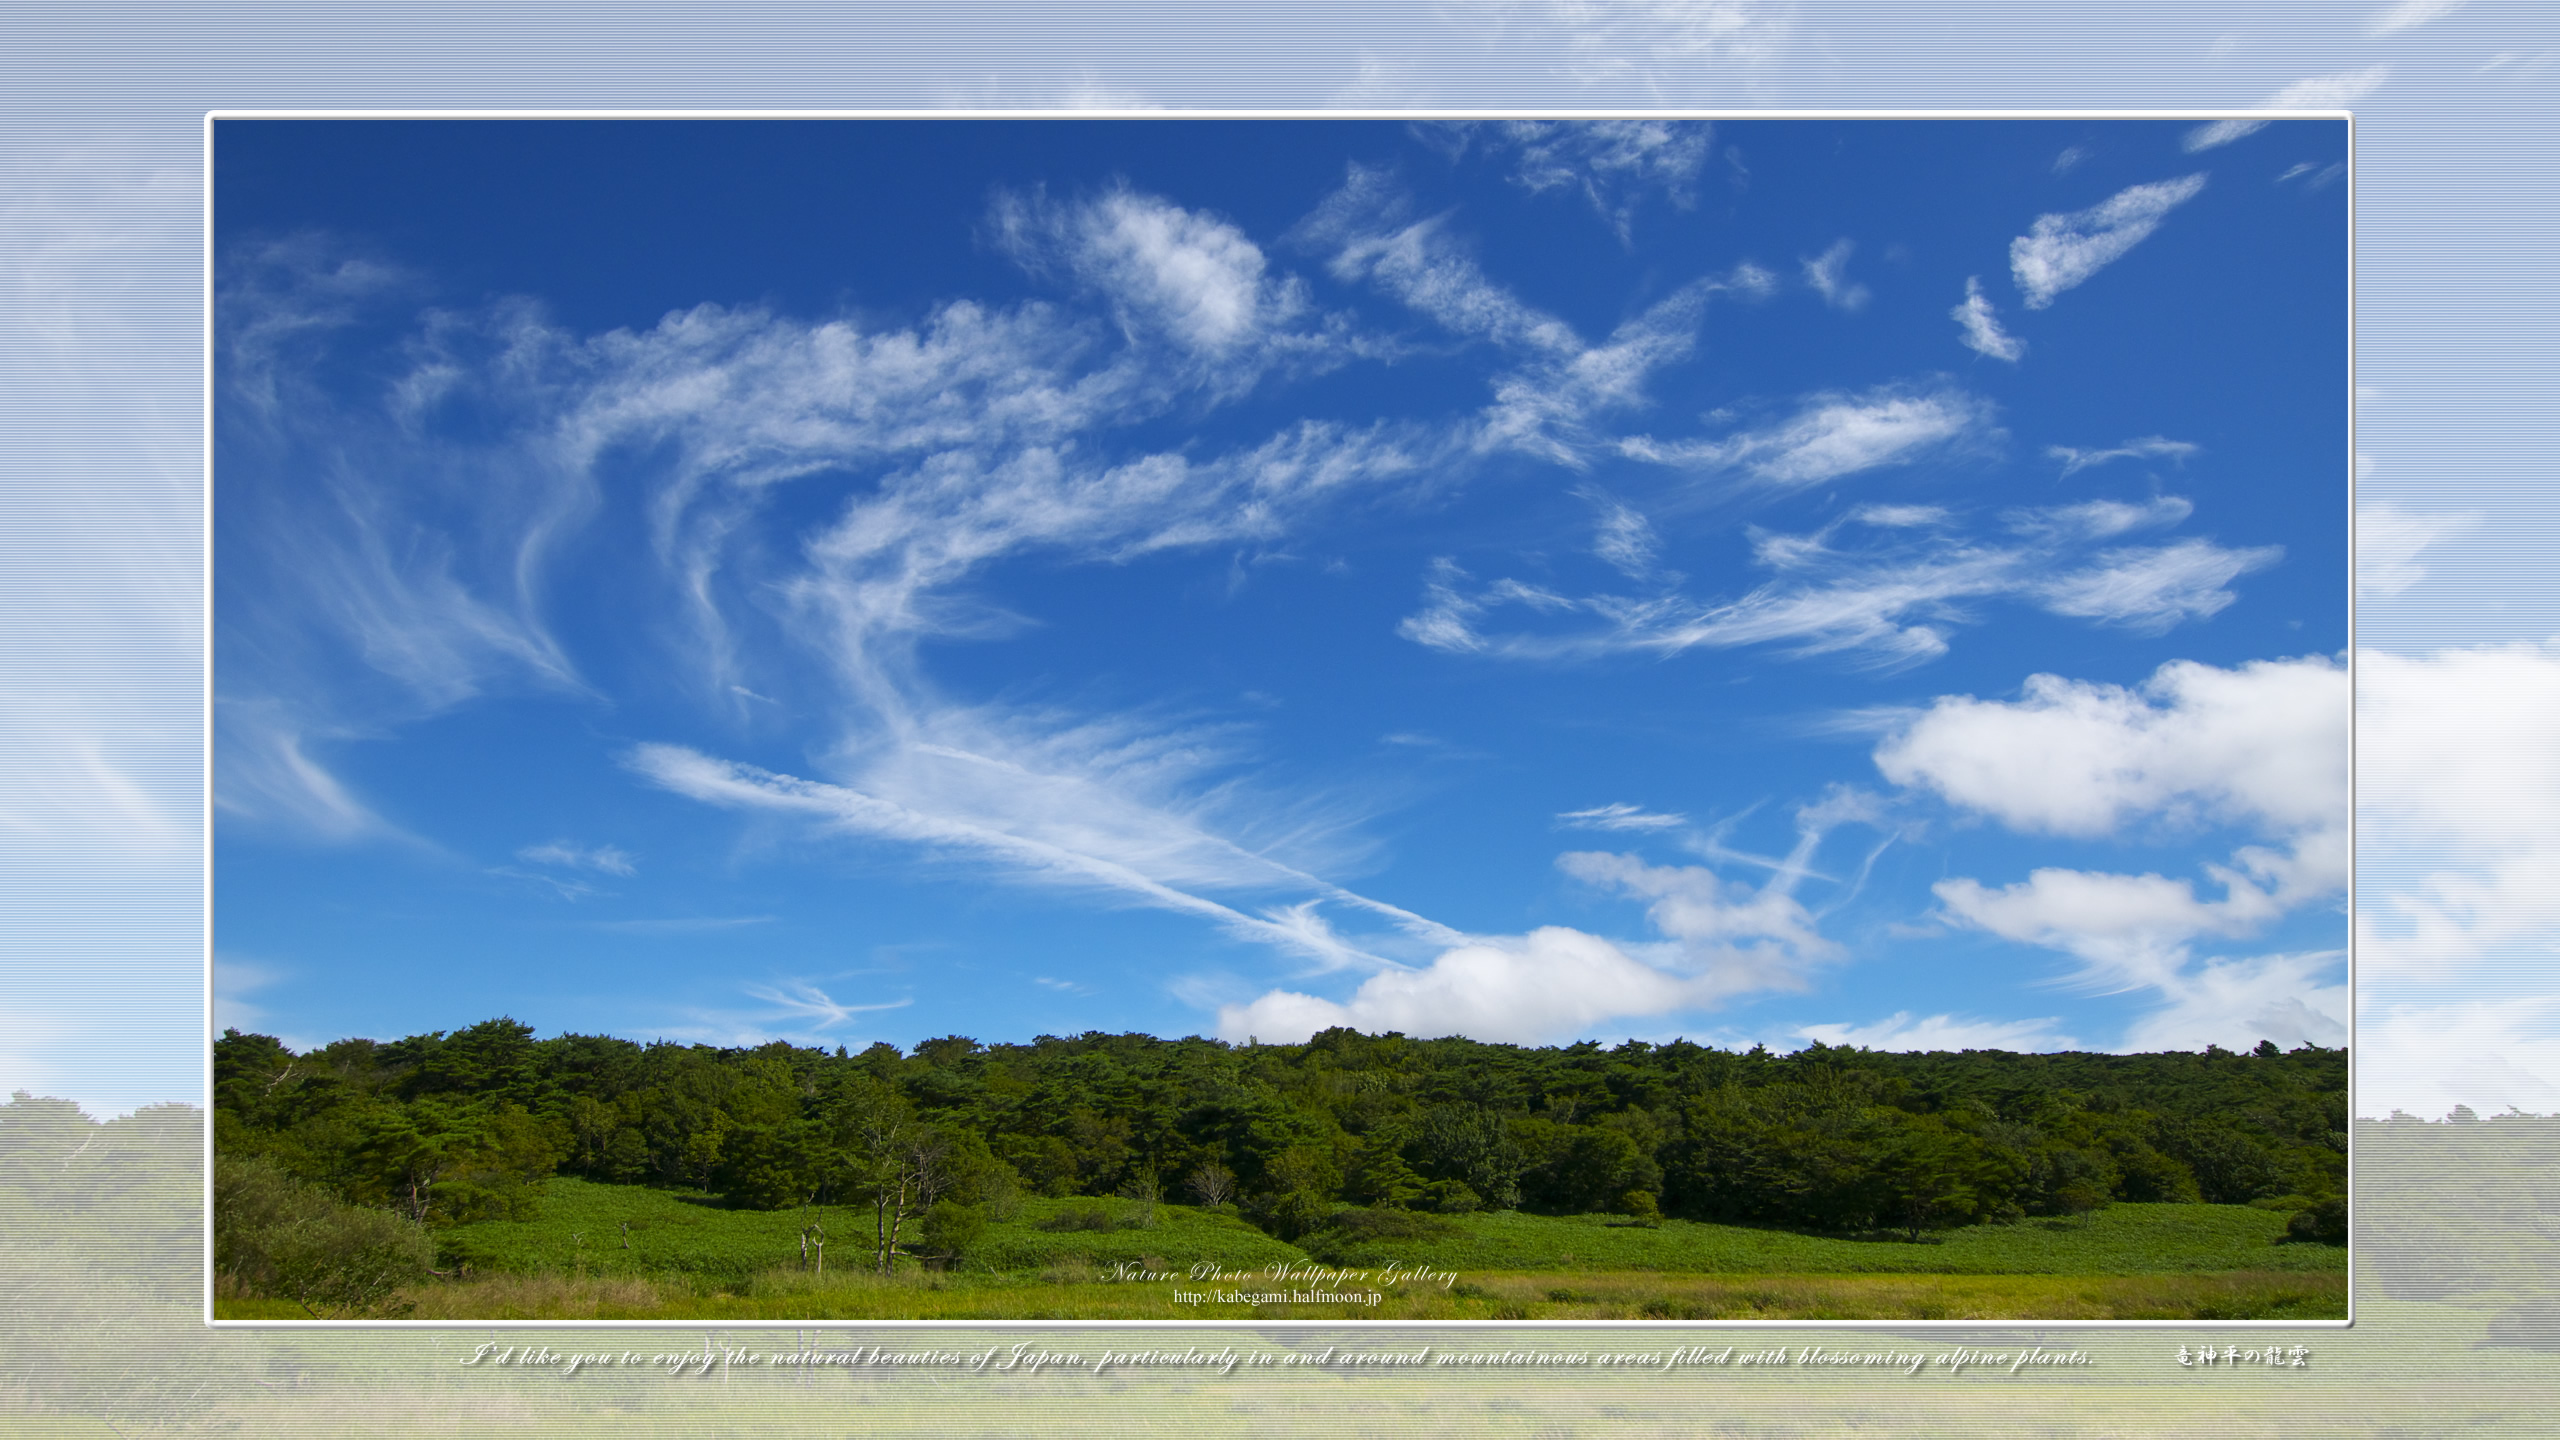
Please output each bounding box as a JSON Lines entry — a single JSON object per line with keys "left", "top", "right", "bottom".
{"left": 212, "top": 1179, "right": 2344, "bottom": 1321}
{"left": 1297, "top": 1202, "right": 2345, "bottom": 1276}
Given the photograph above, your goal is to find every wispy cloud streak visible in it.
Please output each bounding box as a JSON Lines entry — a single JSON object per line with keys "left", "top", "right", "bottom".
{"left": 2010, "top": 175, "right": 2208, "bottom": 308}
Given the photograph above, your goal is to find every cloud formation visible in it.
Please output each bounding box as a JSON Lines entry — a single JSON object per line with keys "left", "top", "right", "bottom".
{"left": 1803, "top": 240, "right": 1870, "bottom": 313}
{"left": 1877, "top": 655, "right": 2348, "bottom": 1046}
{"left": 1481, "top": 119, "right": 1713, "bottom": 241}
{"left": 1950, "top": 277, "right": 2023, "bottom": 362}
{"left": 1621, "top": 382, "right": 1996, "bottom": 488}
{"left": 1794, "top": 1011, "right": 2076, "bottom": 1053}
{"left": 2358, "top": 502, "right": 2479, "bottom": 598}
{"left": 2184, "top": 68, "right": 2389, "bottom": 152}
{"left": 1216, "top": 926, "right": 1705, "bottom": 1046}
{"left": 2046, "top": 436, "right": 2197, "bottom": 477}
{"left": 2009, "top": 174, "right": 2208, "bottom": 309}
{"left": 2358, "top": 642, "right": 2560, "bottom": 990}
{"left": 627, "top": 741, "right": 1456, "bottom": 975}
{"left": 2368, "top": 0, "right": 2465, "bottom": 34}
{"left": 1875, "top": 655, "right": 2346, "bottom": 839}
{"left": 1401, "top": 496, "right": 2273, "bottom": 667}
{"left": 1558, "top": 802, "right": 1687, "bottom": 832}
{"left": 517, "top": 840, "right": 636, "bottom": 876}
{"left": 992, "top": 187, "right": 1309, "bottom": 357}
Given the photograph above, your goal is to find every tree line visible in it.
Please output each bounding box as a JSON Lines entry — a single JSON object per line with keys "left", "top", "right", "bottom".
{"left": 214, "top": 1021, "right": 2347, "bottom": 1264}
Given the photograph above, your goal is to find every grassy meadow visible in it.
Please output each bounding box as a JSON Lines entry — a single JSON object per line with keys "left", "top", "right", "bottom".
{"left": 213, "top": 1179, "right": 2345, "bottom": 1321}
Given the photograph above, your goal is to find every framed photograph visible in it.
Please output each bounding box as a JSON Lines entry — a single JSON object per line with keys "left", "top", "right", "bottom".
{"left": 208, "top": 113, "right": 2349, "bottom": 1325}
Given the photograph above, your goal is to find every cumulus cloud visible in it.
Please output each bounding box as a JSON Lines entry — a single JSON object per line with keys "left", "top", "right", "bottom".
{"left": 2361, "top": 998, "right": 2560, "bottom": 1119}
{"left": 1561, "top": 849, "right": 1839, "bottom": 982}
{"left": 2358, "top": 642, "right": 2560, "bottom": 984}
{"left": 1794, "top": 1011, "right": 2077, "bottom": 1053}
{"left": 1214, "top": 792, "right": 1865, "bottom": 1048}
{"left": 1802, "top": 240, "right": 1870, "bottom": 313}
{"left": 1950, "top": 277, "right": 2023, "bottom": 362}
{"left": 2116, "top": 950, "right": 2347, "bottom": 1052}
{"left": 1934, "top": 862, "right": 2319, "bottom": 993}
{"left": 1621, "top": 382, "right": 1997, "bottom": 487}
{"left": 1215, "top": 926, "right": 1707, "bottom": 1046}
{"left": 2009, "top": 174, "right": 2208, "bottom": 309}
{"left": 1875, "top": 655, "right": 2347, "bottom": 839}
{"left": 2184, "top": 67, "right": 2388, "bottom": 152}
{"left": 2358, "top": 502, "right": 2480, "bottom": 598}
{"left": 2046, "top": 436, "right": 2198, "bottom": 477}
{"left": 1879, "top": 656, "right": 2347, "bottom": 1041}
{"left": 2352, "top": 641, "right": 2560, "bottom": 1113}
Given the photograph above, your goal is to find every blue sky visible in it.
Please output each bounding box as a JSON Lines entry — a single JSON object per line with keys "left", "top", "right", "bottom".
{"left": 211, "top": 117, "right": 2349, "bottom": 1059}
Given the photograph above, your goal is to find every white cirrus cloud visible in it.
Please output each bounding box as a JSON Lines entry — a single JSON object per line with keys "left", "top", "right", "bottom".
{"left": 2368, "top": 0, "right": 2465, "bottom": 38}
{"left": 1584, "top": 491, "right": 1662, "bottom": 578}
{"left": 1950, "top": 276, "right": 2023, "bottom": 362}
{"left": 2006, "top": 496, "right": 2194, "bottom": 543}
{"left": 1398, "top": 500, "right": 2270, "bottom": 669}
{"left": 1488, "top": 118, "right": 1713, "bottom": 241}
{"left": 1437, "top": 0, "right": 1791, "bottom": 87}
{"left": 627, "top": 738, "right": 1459, "bottom": 977}
{"left": 2010, "top": 174, "right": 2209, "bottom": 309}
{"left": 2045, "top": 436, "right": 2199, "bottom": 477}
{"left": 1557, "top": 802, "right": 1687, "bottom": 833}
{"left": 516, "top": 840, "right": 637, "bottom": 876}
{"left": 2357, "top": 502, "right": 2480, "bottom": 599}
{"left": 2031, "top": 537, "right": 2282, "bottom": 633}
{"left": 2184, "top": 67, "right": 2388, "bottom": 152}
{"left": 1295, "top": 166, "right": 1759, "bottom": 467}
{"left": 1297, "top": 163, "right": 1582, "bottom": 357}
{"left": 993, "top": 186, "right": 1306, "bottom": 356}
{"left": 1803, "top": 239, "right": 1870, "bottom": 313}
{"left": 1621, "top": 382, "right": 1998, "bottom": 488}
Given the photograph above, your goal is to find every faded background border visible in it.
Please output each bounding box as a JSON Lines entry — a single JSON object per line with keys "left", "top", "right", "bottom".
{"left": 5, "top": 1, "right": 2558, "bottom": 1432}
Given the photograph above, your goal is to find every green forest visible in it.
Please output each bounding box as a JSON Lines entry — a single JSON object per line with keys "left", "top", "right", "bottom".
{"left": 212, "top": 1022, "right": 2348, "bottom": 1317}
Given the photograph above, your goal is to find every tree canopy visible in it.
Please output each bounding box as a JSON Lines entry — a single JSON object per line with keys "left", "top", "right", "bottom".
{"left": 214, "top": 1023, "right": 2347, "bottom": 1243}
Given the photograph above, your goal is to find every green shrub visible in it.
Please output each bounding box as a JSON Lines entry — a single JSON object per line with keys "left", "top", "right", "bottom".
{"left": 915, "top": 1200, "right": 989, "bottom": 1266}
{"left": 214, "top": 1154, "right": 435, "bottom": 1317}
{"left": 2284, "top": 1196, "right": 2348, "bottom": 1245}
